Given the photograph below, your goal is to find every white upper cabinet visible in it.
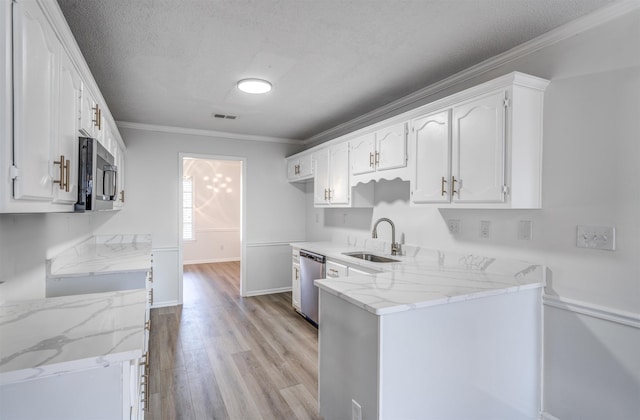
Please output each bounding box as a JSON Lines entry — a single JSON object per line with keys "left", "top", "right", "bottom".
{"left": 53, "top": 48, "right": 81, "bottom": 204}
{"left": 80, "top": 82, "right": 101, "bottom": 139}
{"left": 452, "top": 90, "right": 506, "bottom": 203}
{"left": 2, "top": 0, "right": 125, "bottom": 212}
{"left": 412, "top": 110, "right": 451, "bottom": 203}
{"left": 410, "top": 72, "right": 548, "bottom": 209}
{"left": 351, "top": 122, "right": 407, "bottom": 176}
{"left": 286, "top": 153, "right": 313, "bottom": 181}
{"left": 12, "top": 0, "right": 58, "bottom": 202}
{"left": 289, "top": 72, "right": 547, "bottom": 209}
{"left": 350, "top": 133, "right": 376, "bottom": 175}
{"left": 314, "top": 143, "right": 350, "bottom": 206}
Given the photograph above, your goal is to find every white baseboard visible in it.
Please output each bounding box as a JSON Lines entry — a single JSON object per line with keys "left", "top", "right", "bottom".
{"left": 183, "top": 257, "right": 240, "bottom": 265}
{"left": 151, "top": 300, "right": 180, "bottom": 309}
{"left": 540, "top": 412, "right": 560, "bottom": 420}
{"left": 243, "top": 286, "right": 292, "bottom": 297}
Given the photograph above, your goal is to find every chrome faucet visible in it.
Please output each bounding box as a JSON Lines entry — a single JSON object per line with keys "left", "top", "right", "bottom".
{"left": 372, "top": 217, "right": 400, "bottom": 256}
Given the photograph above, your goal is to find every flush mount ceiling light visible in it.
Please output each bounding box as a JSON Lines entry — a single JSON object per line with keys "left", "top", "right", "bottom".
{"left": 237, "top": 78, "right": 272, "bottom": 94}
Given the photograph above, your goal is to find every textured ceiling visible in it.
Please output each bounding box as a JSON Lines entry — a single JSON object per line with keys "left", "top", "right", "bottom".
{"left": 57, "top": 0, "right": 614, "bottom": 141}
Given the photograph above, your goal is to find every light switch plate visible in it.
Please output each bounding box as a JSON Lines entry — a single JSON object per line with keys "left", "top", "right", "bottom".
{"left": 576, "top": 225, "right": 615, "bottom": 250}
{"left": 518, "top": 220, "right": 532, "bottom": 240}
{"left": 479, "top": 220, "right": 491, "bottom": 239}
{"left": 447, "top": 219, "right": 460, "bottom": 234}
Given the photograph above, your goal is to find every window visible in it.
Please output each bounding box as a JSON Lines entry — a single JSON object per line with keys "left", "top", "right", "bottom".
{"left": 183, "top": 176, "right": 194, "bottom": 240}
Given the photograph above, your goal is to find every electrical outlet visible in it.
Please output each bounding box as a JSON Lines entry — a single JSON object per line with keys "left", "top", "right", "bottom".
{"left": 352, "top": 399, "right": 362, "bottom": 420}
{"left": 447, "top": 219, "right": 460, "bottom": 234}
{"left": 479, "top": 220, "right": 491, "bottom": 239}
{"left": 576, "top": 225, "right": 615, "bottom": 250}
{"left": 518, "top": 220, "right": 532, "bottom": 240}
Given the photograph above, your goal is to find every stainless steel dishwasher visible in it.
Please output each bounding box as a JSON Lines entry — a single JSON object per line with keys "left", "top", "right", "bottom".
{"left": 299, "top": 249, "right": 325, "bottom": 326}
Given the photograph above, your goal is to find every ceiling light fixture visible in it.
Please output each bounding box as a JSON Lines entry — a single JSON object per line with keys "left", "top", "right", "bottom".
{"left": 237, "top": 78, "right": 272, "bottom": 94}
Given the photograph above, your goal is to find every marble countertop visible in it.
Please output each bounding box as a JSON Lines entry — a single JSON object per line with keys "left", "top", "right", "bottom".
{"left": 0, "top": 289, "right": 147, "bottom": 384}
{"left": 48, "top": 234, "right": 152, "bottom": 277}
{"left": 292, "top": 241, "right": 544, "bottom": 315}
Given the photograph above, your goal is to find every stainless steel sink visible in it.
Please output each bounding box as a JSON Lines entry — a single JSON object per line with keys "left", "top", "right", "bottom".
{"left": 342, "top": 252, "right": 399, "bottom": 263}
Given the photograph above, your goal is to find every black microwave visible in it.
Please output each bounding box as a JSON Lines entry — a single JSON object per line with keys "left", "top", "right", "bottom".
{"left": 75, "top": 137, "right": 117, "bottom": 211}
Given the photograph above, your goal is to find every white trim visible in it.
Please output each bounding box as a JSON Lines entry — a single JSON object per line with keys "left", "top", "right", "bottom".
{"left": 183, "top": 257, "right": 240, "bottom": 265}
{"left": 192, "top": 227, "right": 240, "bottom": 233}
{"left": 303, "top": 0, "right": 640, "bottom": 146}
{"left": 543, "top": 295, "right": 640, "bottom": 329}
{"left": 246, "top": 241, "right": 295, "bottom": 248}
{"left": 540, "top": 411, "right": 561, "bottom": 420}
{"left": 179, "top": 154, "right": 247, "bottom": 299}
{"left": 117, "top": 121, "right": 301, "bottom": 145}
{"left": 244, "top": 286, "right": 292, "bottom": 297}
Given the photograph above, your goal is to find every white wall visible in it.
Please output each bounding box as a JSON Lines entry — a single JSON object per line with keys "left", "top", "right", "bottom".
{"left": 0, "top": 211, "right": 116, "bottom": 302}
{"left": 305, "top": 10, "right": 640, "bottom": 419}
{"left": 183, "top": 158, "right": 241, "bottom": 264}
{"left": 98, "top": 128, "right": 307, "bottom": 298}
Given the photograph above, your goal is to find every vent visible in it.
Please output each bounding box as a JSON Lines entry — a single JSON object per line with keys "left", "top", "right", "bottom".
{"left": 212, "top": 113, "right": 237, "bottom": 120}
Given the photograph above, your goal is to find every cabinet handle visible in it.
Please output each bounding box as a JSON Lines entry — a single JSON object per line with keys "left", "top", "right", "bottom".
{"left": 328, "top": 268, "right": 339, "bottom": 276}
{"left": 451, "top": 176, "right": 458, "bottom": 197}
{"left": 97, "top": 107, "right": 102, "bottom": 130}
{"left": 149, "top": 288, "right": 154, "bottom": 306}
{"left": 120, "top": 190, "right": 125, "bottom": 203}
{"left": 328, "top": 189, "right": 332, "bottom": 201}
{"left": 375, "top": 151, "right": 380, "bottom": 166}
{"left": 64, "top": 159, "right": 70, "bottom": 192}
{"left": 92, "top": 105, "right": 100, "bottom": 128}
{"left": 324, "top": 188, "right": 328, "bottom": 201}
{"left": 441, "top": 176, "right": 447, "bottom": 196}
{"left": 369, "top": 152, "right": 374, "bottom": 168}
{"left": 53, "top": 155, "right": 67, "bottom": 190}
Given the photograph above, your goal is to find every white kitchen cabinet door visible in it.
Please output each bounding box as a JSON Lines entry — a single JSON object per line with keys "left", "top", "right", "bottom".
{"left": 452, "top": 90, "right": 506, "bottom": 203}
{"left": 314, "top": 143, "right": 349, "bottom": 206}
{"left": 80, "top": 82, "right": 100, "bottom": 138}
{"left": 313, "top": 149, "right": 331, "bottom": 205}
{"left": 412, "top": 110, "right": 451, "bottom": 203}
{"left": 12, "top": 0, "right": 58, "bottom": 201}
{"left": 376, "top": 122, "right": 407, "bottom": 171}
{"left": 292, "top": 263, "right": 301, "bottom": 310}
{"left": 286, "top": 153, "right": 313, "bottom": 181}
{"left": 326, "top": 260, "right": 348, "bottom": 278}
{"left": 113, "top": 146, "right": 125, "bottom": 209}
{"left": 350, "top": 133, "right": 376, "bottom": 176}
{"left": 328, "top": 142, "right": 349, "bottom": 205}
{"left": 52, "top": 48, "right": 80, "bottom": 204}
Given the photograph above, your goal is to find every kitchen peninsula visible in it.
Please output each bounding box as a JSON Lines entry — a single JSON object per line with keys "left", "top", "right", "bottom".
{"left": 295, "top": 241, "right": 545, "bottom": 420}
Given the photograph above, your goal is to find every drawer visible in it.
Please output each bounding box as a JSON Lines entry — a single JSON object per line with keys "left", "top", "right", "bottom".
{"left": 326, "top": 260, "right": 348, "bottom": 278}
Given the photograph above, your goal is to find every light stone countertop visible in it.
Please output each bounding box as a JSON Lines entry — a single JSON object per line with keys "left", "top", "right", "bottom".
{"left": 48, "top": 234, "right": 152, "bottom": 277}
{"left": 292, "top": 241, "right": 545, "bottom": 315}
{"left": 0, "top": 289, "right": 147, "bottom": 384}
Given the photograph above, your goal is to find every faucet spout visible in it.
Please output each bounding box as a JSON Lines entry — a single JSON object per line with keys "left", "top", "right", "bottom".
{"left": 372, "top": 217, "right": 400, "bottom": 256}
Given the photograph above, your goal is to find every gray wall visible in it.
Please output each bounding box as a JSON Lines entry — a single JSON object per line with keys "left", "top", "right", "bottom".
{"left": 305, "top": 10, "right": 640, "bottom": 419}
{"left": 98, "top": 128, "right": 307, "bottom": 297}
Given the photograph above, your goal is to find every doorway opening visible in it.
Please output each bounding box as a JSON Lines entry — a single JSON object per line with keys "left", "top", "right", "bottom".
{"left": 179, "top": 154, "right": 245, "bottom": 298}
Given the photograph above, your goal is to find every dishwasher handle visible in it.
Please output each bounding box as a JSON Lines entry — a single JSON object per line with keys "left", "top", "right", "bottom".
{"left": 300, "top": 250, "right": 326, "bottom": 264}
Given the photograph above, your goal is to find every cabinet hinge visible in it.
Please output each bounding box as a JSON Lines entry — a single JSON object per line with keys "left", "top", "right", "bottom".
{"left": 503, "top": 98, "right": 510, "bottom": 108}
{"left": 502, "top": 185, "right": 509, "bottom": 195}
{"left": 10, "top": 165, "right": 19, "bottom": 180}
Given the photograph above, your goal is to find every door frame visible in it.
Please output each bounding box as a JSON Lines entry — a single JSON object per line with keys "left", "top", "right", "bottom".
{"left": 178, "top": 153, "right": 247, "bottom": 299}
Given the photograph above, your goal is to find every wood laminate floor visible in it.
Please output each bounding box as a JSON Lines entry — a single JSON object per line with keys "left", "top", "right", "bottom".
{"left": 146, "top": 262, "right": 321, "bottom": 420}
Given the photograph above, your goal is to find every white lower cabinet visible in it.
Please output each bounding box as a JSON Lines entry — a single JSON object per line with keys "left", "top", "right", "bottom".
{"left": 292, "top": 249, "right": 301, "bottom": 310}
{"left": 0, "top": 363, "right": 137, "bottom": 420}
{"left": 326, "top": 260, "right": 348, "bottom": 278}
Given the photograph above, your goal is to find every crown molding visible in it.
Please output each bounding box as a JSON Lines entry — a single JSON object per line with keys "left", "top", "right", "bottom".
{"left": 303, "top": 0, "right": 640, "bottom": 146}
{"left": 116, "top": 121, "right": 302, "bottom": 145}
